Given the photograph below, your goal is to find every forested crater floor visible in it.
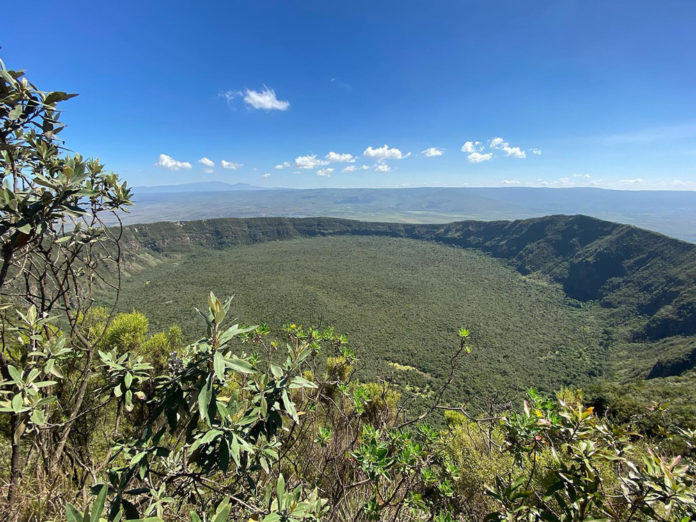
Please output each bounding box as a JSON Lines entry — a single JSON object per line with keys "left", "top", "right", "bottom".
{"left": 116, "top": 215, "right": 696, "bottom": 418}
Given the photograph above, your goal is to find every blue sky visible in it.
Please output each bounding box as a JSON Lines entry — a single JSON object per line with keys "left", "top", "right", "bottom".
{"left": 4, "top": 0, "right": 696, "bottom": 190}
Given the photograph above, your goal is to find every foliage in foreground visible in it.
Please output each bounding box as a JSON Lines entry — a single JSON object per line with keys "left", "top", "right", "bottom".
{"left": 1, "top": 293, "right": 696, "bottom": 520}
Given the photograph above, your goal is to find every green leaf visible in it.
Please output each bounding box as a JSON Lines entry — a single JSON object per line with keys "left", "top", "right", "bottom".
{"left": 213, "top": 351, "right": 226, "bottom": 381}
{"left": 270, "top": 364, "right": 283, "bottom": 380}
{"left": 219, "top": 324, "right": 257, "bottom": 345}
{"left": 11, "top": 394, "right": 24, "bottom": 413}
{"left": 8, "top": 104, "right": 23, "bottom": 120}
{"left": 198, "top": 379, "right": 212, "bottom": 422}
{"left": 17, "top": 223, "right": 32, "bottom": 234}
{"left": 30, "top": 409, "right": 46, "bottom": 426}
{"left": 289, "top": 376, "right": 317, "bottom": 389}
{"left": 7, "top": 365, "right": 21, "bottom": 382}
{"left": 124, "top": 372, "right": 133, "bottom": 389}
{"left": 230, "top": 436, "right": 241, "bottom": 468}
{"left": 65, "top": 504, "right": 83, "bottom": 522}
{"left": 226, "top": 358, "right": 254, "bottom": 374}
{"left": 276, "top": 474, "right": 286, "bottom": 510}
{"left": 90, "top": 484, "right": 108, "bottom": 522}
{"left": 218, "top": 438, "right": 230, "bottom": 473}
{"left": 211, "top": 498, "right": 231, "bottom": 522}
{"left": 282, "top": 390, "right": 298, "bottom": 423}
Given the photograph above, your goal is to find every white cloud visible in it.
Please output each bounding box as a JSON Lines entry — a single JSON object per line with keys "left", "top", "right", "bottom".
{"left": 504, "top": 146, "right": 526, "bottom": 159}
{"left": 221, "top": 90, "right": 241, "bottom": 104}
{"left": 490, "top": 137, "right": 526, "bottom": 158}
{"left": 220, "top": 160, "right": 243, "bottom": 170}
{"left": 156, "top": 154, "right": 192, "bottom": 171}
{"left": 461, "top": 141, "right": 483, "bottom": 153}
{"left": 222, "top": 87, "right": 288, "bottom": 112}
{"left": 317, "top": 167, "right": 334, "bottom": 177}
{"left": 364, "top": 144, "right": 409, "bottom": 160}
{"left": 263, "top": 172, "right": 271, "bottom": 178}
{"left": 573, "top": 173, "right": 591, "bottom": 179}
{"left": 467, "top": 152, "right": 493, "bottom": 163}
{"left": 295, "top": 154, "right": 329, "bottom": 170}
{"left": 620, "top": 178, "right": 644, "bottom": 185}
{"left": 502, "top": 179, "right": 521, "bottom": 185}
{"left": 375, "top": 163, "right": 391, "bottom": 172}
{"left": 274, "top": 161, "right": 291, "bottom": 169}
{"left": 198, "top": 157, "right": 215, "bottom": 168}
{"left": 489, "top": 137, "right": 505, "bottom": 149}
{"left": 343, "top": 165, "right": 370, "bottom": 172}
{"left": 422, "top": 147, "right": 443, "bottom": 157}
{"left": 530, "top": 148, "right": 542, "bottom": 155}
{"left": 325, "top": 152, "right": 355, "bottom": 163}
{"left": 242, "top": 87, "right": 290, "bottom": 111}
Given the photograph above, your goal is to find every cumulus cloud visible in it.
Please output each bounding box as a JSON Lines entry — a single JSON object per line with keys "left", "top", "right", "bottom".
{"left": 422, "top": 147, "right": 443, "bottom": 157}
{"left": 342, "top": 165, "right": 370, "bottom": 173}
{"left": 505, "top": 146, "right": 526, "bottom": 159}
{"left": 156, "top": 154, "right": 192, "bottom": 171}
{"left": 220, "top": 160, "right": 243, "bottom": 170}
{"left": 620, "top": 178, "right": 644, "bottom": 185}
{"left": 573, "top": 173, "right": 591, "bottom": 179}
{"left": 502, "top": 179, "right": 521, "bottom": 185}
{"left": 274, "top": 161, "right": 291, "bottom": 169}
{"left": 317, "top": 167, "right": 334, "bottom": 177}
{"left": 295, "top": 154, "right": 329, "bottom": 170}
{"left": 325, "top": 152, "right": 355, "bottom": 163}
{"left": 490, "top": 137, "right": 526, "bottom": 158}
{"left": 364, "top": 144, "right": 409, "bottom": 160}
{"left": 263, "top": 173, "right": 271, "bottom": 178}
{"left": 467, "top": 152, "right": 493, "bottom": 163}
{"left": 374, "top": 163, "right": 391, "bottom": 172}
{"left": 198, "top": 157, "right": 215, "bottom": 168}
{"left": 530, "top": 148, "right": 542, "bottom": 155}
{"left": 242, "top": 87, "right": 290, "bottom": 111}
{"left": 489, "top": 137, "right": 505, "bottom": 149}
{"left": 460, "top": 141, "right": 483, "bottom": 153}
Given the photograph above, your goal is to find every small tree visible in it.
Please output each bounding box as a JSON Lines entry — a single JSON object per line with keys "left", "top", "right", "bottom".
{"left": 0, "top": 57, "right": 131, "bottom": 505}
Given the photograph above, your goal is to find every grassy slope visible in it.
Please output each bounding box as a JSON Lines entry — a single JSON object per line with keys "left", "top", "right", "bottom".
{"left": 117, "top": 236, "right": 607, "bottom": 409}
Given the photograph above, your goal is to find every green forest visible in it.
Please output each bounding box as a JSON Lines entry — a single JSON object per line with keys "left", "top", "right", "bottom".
{"left": 2, "top": 59, "right": 696, "bottom": 522}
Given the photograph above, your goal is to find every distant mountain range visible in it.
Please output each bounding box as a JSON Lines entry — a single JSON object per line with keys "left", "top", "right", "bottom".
{"left": 125, "top": 184, "right": 696, "bottom": 242}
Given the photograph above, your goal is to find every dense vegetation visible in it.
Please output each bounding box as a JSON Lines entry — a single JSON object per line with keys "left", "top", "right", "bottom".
{"left": 118, "top": 216, "right": 696, "bottom": 371}
{"left": 116, "top": 235, "right": 608, "bottom": 413}
{"left": 2, "top": 59, "right": 696, "bottom": 521}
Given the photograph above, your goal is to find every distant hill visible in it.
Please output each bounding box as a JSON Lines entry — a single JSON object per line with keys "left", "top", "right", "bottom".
{"left": 123, "top": 186, "right": 696, "bottom": 242}
{"left": 134, "top": 181, "right": 268, "bottom": 194}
